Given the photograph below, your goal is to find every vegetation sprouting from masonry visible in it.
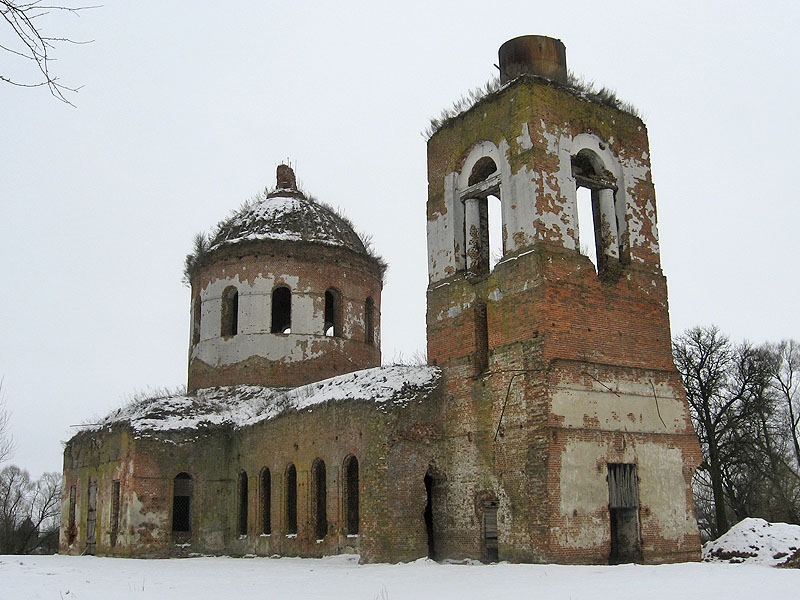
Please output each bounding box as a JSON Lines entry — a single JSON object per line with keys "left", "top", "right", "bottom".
{"left": 424, "top": 71, "right": 640, "bottom": 139}
{"left": 183, "top": 188, "right": 387, "bottom": 286}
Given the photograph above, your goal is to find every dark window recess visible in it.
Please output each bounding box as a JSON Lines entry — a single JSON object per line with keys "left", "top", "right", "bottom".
{"left": 271, "top": 287, "right": 292, "bottom": 334}
{"left": 483, "top": 501, "right": 499, "bottom": 562}
{"left": 261, "top": 468, "right": 271, "bottom": 535}
{"left": 313, "top": 459, "right": 327, "bottom": 539}
{"left": 238, "top": 471, "right": 249, "bottom": 536}
{"left": 110, "top": 480, "right": 120, "bottom": 547}
{"left": 192, "top": 296, "right": 202, "bottom": 345}
{"left": 285, "top": 464, "right": 297, "bottom": 534}
{"left": 324, "top": 288, "right": 341, "bottom": 337}
{"left": 474, "top": 302, "right": 489, "bottom": 373}
{"left": 364, "top": 297, "right": 375, "bottom": 345}
{"left": 67, "top": 485, "right": 77, "bottom": 544}
{"left": 344, "top": 455, "right": 359, "bottom": 535}
{"left": 608, "top": 463, "right": 641, "bottom": 563}
{"left": 221, "top": 287, "right": 239, "bottom": 337}
{"left": 172, "top": 472, "right": 193, "bottom": 534}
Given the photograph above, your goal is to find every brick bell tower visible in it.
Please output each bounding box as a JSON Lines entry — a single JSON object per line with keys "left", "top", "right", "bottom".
{"left": 425, "top": 36, "right": 701, "bottom": 564}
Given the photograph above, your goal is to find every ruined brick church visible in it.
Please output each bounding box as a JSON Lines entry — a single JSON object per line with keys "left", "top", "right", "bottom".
{"left": 60, "top": 36, "right": 702, "bottom": 564}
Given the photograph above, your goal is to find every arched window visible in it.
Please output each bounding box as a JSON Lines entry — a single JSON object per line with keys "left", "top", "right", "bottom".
{"left": 364, "top": 297, "right": 375, "bottom": 345}
{"left": 571, "top": 149, "right": 620, "bottom": 272}
{"left": 261, "top": 468, "right": 271, "bottom": 535}
{"left": 172, "top": 472, "right": 193, "bottom": 535}
{"left": 463, "top": 157, "right": 502, "bottom": 277}
{"left": 312, "top": 459, "right": 327, "bottom": 539}
{"left": 324, "top": 288, "right": 342, "bottom": 337}
{"left": 285, "top": 463, "right": 297, "bottom": 534}
{"left": 271, "top": 286, "right": 292, "bottom": 334}
{"left": 343, "top": 455, "right": 359, "bottom": 535}
{"left": 238, "top": 471, "right": 248, "bottom": 536}
{"left": 221, "top": 286, "right": 239, "bottom": 337}
{"left": 192, "top": 296, "right": 201, "bottom": 345}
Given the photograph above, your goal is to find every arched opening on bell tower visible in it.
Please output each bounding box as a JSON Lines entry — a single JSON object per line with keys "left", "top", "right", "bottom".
{"left": 463, "top": 156, "right": 502, "bottom": 277}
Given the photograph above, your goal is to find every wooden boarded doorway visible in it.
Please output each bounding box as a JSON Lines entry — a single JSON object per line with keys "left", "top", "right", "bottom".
{"left": 608, "top": 463, "right": 641, "bottom": 563}
{"left": 483, "top": 500, "right": 499, "bottom": 562}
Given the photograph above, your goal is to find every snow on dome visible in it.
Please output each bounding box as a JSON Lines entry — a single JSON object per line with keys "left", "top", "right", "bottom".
{"left": 207, "top": 192, "right": 369, "bottom": 256}
{"left": 86, "top": 366, "right": 441, "bottom": 435}
{"left": 703, "top": 517, "right": 800, "bottom": 565}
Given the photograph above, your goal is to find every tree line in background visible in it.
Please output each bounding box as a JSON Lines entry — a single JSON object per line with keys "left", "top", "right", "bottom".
{"left": 674, "top": 327, "right": 800, "bottom": 540}
{"left": 0, "top": 382, "right": 61, "bottom": 554}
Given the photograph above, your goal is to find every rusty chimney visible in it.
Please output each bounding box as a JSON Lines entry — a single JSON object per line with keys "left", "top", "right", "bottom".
{"left": 498, "top": 35, "right": 567, "bottom": 85}
{"left": 276, "top": 164, "right": 297, "bottom": 190}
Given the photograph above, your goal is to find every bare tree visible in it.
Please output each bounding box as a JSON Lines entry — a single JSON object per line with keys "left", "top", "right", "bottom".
{"left": 0, "top": 465, "right": 61, "bottom": 553}
{"left": 771, "top": 340, "right": 800, "bottom": 468}
{"left": 0, "top": 379, "right": 15, "bottom": 465}
{"left": 1, "top": 1, "right": 94, "bottom": 104}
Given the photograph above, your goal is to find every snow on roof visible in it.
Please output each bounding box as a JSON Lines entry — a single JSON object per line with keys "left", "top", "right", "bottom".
{"left": 85, "top": 366, "right": 441, "bottom": 435}
{"left": 703, "top": 517, "right": 800, "bottom": 566}
{"left": 208, "top": 193, "right": 369, "bottom": 256}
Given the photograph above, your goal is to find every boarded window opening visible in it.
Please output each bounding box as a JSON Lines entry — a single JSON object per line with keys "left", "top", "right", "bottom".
{"left": 424, "top": 472, "right": 435, "bottom": 560}
{"left": 110, "top": 480, "right": 120, "bottom": 547}
{"left": 324, "top": 288, "right": 341, "bottom": 337}
{"left": 86, "top": 481, "right": 97, "bottom": 555}
{"left": 285, "top": 464, "right": 297, "bottom": 535}
{"left": 261, "top": 468, "right": 271, "bottom": 535}
{"left": 474, "top": 302, "right": 488, "bottom": 374}
{"left": 221, "top": 286, "right": 239, "bottom": 337}
{"left": 172, "top": 472, "right": 193, "bottom": 535}
{"left": 238, "top": 471, "right": 249, "bottom": 536}
{"left": 192, "top": 296, "right": 201, "bottom": 345}
{"left": 313, "top": 459, "right": 327, "bottom": 539}
{"left": 364, "top": 297, "right": 375, "bottom": 345}
{"left": 343, "top": 455, "right": 359, "bottom": 535}
{"left": 272, "top": 287, "right": 292, "bottom": 334}
{"left": 67, "top": 485, "right": 76, "bottom": 544}
{"left": 483, "top": 500, "right": 499, "bottom": 562}
{"left": 608, "top": 463, "right": 641, "bottom": 563}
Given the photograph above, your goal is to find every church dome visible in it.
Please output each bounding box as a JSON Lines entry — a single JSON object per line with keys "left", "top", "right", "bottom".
{"left": 208, "top": 164, "right": 370, "bottom": 258}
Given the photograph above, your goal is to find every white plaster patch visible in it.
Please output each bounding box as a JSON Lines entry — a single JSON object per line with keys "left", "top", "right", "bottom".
{"left": 516, "top": 123, "right": 533, "bottom": 150}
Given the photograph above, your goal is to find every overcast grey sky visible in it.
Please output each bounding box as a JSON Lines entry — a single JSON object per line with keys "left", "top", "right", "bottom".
{"left": 1, "top": 1, "right": 798, "bottom": 477}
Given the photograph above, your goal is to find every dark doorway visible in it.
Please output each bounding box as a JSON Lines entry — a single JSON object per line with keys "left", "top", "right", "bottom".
{"left": 424, "top": 473, "right": 435, "bottom": 559}
{"left": 608, "top": 463, "right": 641, "bottom": 563}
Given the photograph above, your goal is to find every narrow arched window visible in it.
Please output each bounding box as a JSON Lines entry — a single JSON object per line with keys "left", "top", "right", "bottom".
{"left": 312, "top": 459, "right": 327, "bottom": 539}
{"left": 172, "top": 472, "right": 193, "bottom": 534}
{"left": 571, "top": 148, "right": 620, "bottom": 272}
{"left": 343, "top": 455, "right": 359, "bottom": 535}
{"left": 285, "top": 463, "right": 297, "bottom": 534}
{"left": 324, "top": 288, "right": 342, "bottom": 337}
{"left": 238, "top": 471, "right": 248, "bottom": 536}
{"left": 192, "top": 296, "right": 201, "bottom": 345}
{"left": 261, "top": 468, "right": 271, "bottom": 535}
{"left": 221, "top": 286, "right": 239, "bottom": 337}
{"left": 271, "top": 287, "right": 292, "bottom": 334}
{"left": 463, "top": 157, "right": 501, "bottom": 276}
{"left": 364, "top": 297, "right": 375, "bottom": 345}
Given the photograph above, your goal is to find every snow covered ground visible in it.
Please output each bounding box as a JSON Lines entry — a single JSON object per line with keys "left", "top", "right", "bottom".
{"left": 2, "top": 554, "right": 798, "bottom": 600}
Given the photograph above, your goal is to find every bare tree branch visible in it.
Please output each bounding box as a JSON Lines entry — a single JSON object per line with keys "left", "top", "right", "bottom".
{"left": 1, "top": 0, "right": 97, "bottom": 105}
